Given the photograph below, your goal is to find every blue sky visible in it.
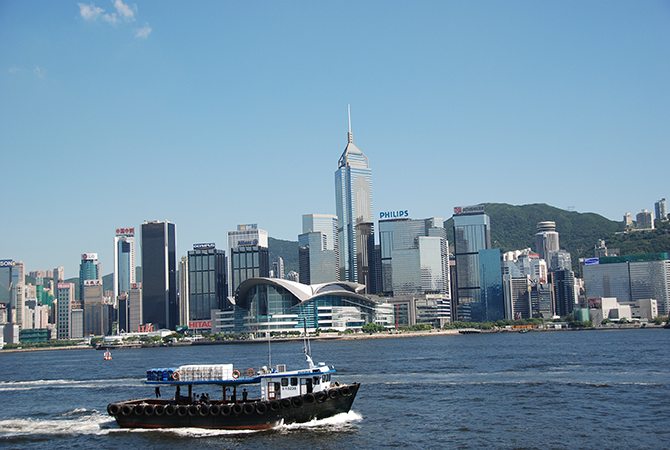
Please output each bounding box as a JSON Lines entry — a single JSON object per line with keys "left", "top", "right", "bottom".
{"left": 1, "top": 1, "right": 668, "bottom": 278}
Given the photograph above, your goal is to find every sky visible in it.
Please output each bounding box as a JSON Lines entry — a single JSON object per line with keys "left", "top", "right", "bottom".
{"left": 1, "top": 1, "right": 669, "bottom": 279}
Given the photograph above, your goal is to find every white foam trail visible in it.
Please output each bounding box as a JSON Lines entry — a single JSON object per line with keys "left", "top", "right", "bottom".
{"left": 280, "top": 410, "right": 363, "bottom": 429}
{"left": 0, "top": 412, "right": 114, "bottom": 438}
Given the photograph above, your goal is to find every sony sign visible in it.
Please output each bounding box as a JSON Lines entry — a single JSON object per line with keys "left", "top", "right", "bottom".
{"left": 380, "top": 210, "right": 409, "bottom": 219}
{"left": 0, "top": 260, "right": 14, "bottom": 267}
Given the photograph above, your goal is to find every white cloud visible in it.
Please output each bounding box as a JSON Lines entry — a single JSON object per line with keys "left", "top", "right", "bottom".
{"left": 102, "top": 12, "right": 118, "bottom": 24}
{"left": 34, "top": 66, "right": 46, "bottom": 78}
{"left": 135, "top": 23, "right": 152, "bottom": 39}
{"left": 79, "top": 3, "right": 104, "bottom": 20}
{"left": 113, "top": 0, "right": 136, "bottom": 21}
{"left": 78, "top": 0, "right": 148, "bottom": 36}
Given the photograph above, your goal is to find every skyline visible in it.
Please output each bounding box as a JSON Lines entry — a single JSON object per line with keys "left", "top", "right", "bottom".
{"left": 1, "top": 1, "right": 668, "bottom": 278}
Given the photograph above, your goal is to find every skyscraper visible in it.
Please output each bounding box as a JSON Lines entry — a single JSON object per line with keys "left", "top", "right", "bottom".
{"left": 535, "top": 221, "right": 560, "bottom": 264}
{"left": 452, "top": 204, "right": 491, "bottom": 321}
{"left": 227, "top": 224, "right": 269, "bottom": 296}
{"left": 56, "top": 282, "right": 75, "bottom": 339}
{"left": 79, "top": 253, "right": 100, "bottom": 303}
{"left": 379, "top": 217, "right": 450, "bottom": 297}
{"left": 141, "top": 220, "right": 177, "bottom": 330}
{"left": 335, "top": 106, "right": 373, "bottom": 285}
{"left": 655, "top": 199, "right": 667, "bottom": 221}
{"left": 113, "top": 227, "right": 136, "bottom": 302}
{"left": 187, "top": 243, "right": 227, "bottom": 328}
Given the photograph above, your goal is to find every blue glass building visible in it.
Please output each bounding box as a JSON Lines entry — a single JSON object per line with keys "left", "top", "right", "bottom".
{"left": 335, "top": 109, "right": 373, "bottom": 285}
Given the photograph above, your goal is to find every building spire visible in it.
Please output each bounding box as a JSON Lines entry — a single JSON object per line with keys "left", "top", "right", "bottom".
{"left": 347, "top": 104, "right": 353, "bottom": 143}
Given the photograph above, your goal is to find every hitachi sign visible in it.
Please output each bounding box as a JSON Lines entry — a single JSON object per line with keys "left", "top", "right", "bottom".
{"left": 380, "top": 210, "right": 409, "bottom": 219}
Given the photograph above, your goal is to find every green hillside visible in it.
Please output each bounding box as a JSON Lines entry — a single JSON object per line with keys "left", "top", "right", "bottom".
{"left": 444, "top": 203, "right": 620, "bottom": 270}
{"left": 268, "top": 237, "right": 299, "bottom": 275}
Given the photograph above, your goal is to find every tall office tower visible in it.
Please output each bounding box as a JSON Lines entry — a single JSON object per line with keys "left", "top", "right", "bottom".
{"left": 0, "top": 260, "right": 12, "bottom": 321}
{"left": 187, "top": 243, "right": 227, "bottom": 327}
{"left": 117, "top": 292, "right": 129, "bottom": 333}
{"left": 503, "top": 274, "right": 531, "bottom": 320}
{"left": 655, "top": 199, "right": 668, "bottom": 221}
{"left": 178, "top": 256, "right": 189, "bottom": 327}
{"left": 271, "top": 257, "right": 284, "bottom": 279}
{"left": 299, "top": 232, "right": 337, "bottom": 285}
{"left": 56, "top": 282, "right": 75, "bottom": 339}
{"left": 535, "top": 221, "right": 560, "bottom": 264}
{"left": 128, "top": 282, "right": 143, "bottom": 332}
{"left": 53, "top": 266, "right": 64, "bottom": 283}
{"left": 379, "top": 217, "right": 450, "bottom": 297}
{"left": 452, "top": 205, "right": 491, "bottom": 321}
{"left": 636, "top": 209, "right": 654, "bottom": 230}
{"left": 335, "top": 107, "right": 373, "bottom": 284}
{"left": 623, "top": 212, "right": 633, "bottom": 228}
{"left": 227, "top": 224, "right": 269, "bottom": 296}
{"left": 79, "top": 253, "right": 101, "bottom": 303}
{"left": 302, "top": 214, "right": 338, "bottom": 278}
{"left": 11, "top": 261, "right": 24, "bottom": 325}
{"left": 113, "top": 227, "right": 136, "bottom": 302}
{"left": 83, "top": 279, "right": 104, "bottom": 336}
{"left": 530, "top": 282, "right": 553, "bottom": 318}
{"left": 552, "top": 268, "right": 576, "bottom": 317}
{"left": 477, "top": 249, "right": 504, "bottom": 321}
{"left": 141, "top": 220, "right": 177, "bottom": 330}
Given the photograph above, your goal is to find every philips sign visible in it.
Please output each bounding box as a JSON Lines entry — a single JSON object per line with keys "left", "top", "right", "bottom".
{"left": 380, "top": 210, "right": 409, "bottom": 220}
{"left": 194, "top": 243, "right": 216, "bottom": 250}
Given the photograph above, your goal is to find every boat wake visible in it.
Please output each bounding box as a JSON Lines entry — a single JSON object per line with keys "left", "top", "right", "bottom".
{"left": 0, "top": 411, "right": 115, "bottom": 439}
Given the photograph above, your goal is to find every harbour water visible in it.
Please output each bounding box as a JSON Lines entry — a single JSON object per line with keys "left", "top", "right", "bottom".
{"left": 1, "top": 328, "right": 669, "bottom": 449}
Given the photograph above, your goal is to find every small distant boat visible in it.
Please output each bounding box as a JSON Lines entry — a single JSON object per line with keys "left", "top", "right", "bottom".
{"left": 104, "top": 350, "right": 112, "bottom": 361}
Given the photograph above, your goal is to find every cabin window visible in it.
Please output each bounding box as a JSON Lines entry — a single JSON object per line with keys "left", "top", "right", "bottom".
{"left": 313, "top": 376, "right": 320, "bottom": 385}
{"left": 322, "top": 375, "right": 327, "bottom": 382}
{"left": 281, "top": 378, "right": 288, "bottom": 386}
{"left": 291, "top": 377, "right": 298, "bottom": 386}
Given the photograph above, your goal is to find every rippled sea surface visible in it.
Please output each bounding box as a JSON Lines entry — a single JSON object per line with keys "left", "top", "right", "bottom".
{"left": 1, "top": 329, "right": 669, "bottom": 450}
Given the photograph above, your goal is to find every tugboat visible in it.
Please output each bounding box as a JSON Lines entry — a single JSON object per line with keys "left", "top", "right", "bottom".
{"left": 107, "top": 349, "right": 359, "bottom": 430}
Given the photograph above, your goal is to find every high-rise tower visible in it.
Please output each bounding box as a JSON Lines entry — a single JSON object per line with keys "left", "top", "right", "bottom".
{"left": 113, "top": 227, "right": 136, "bottom": 302}
{"left": 335, "top": 106, "right": 373, "bottom": 284}
{"left": 141, "top": 220, "right": 177, "bottom": 330}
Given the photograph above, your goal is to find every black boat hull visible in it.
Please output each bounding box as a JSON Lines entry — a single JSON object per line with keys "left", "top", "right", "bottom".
{"left": 108, "top": 383, "right": 360, "bottom": 430}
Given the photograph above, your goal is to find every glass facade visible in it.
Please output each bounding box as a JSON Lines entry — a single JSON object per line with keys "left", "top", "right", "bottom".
{"left": 56, "top": 283, "right": 74, "bottom": 339}
{"left": 231, "top": 246, "right": 269, "bottom": 295}
{"left": 453, "top": 211, "right": 491, "bottom": 320}
{"left": 298, "top": 232, "right": 336, "bottom": 285}
{"left": 583, "top": 261, "right": 631, "bottom": 302}
{"left": 629, "top": 259, "right": 670, "bottom": 316}
{"left": 79, "top": 255, "right": 99, "bottom": 303}
{"left": 379, "top": 218, "right": 449, "bottom": 297}
{"left": 475, "top": 249, "right": 504, "bottom": 322}
{"left": 187, "top": 247, "right": 227, "bottom": 321}
{"left": 141, "top": 221, "right": 177, "bottom": 330}
{"left": 234, "top": 278, "right": 390, "bottom": 333}
{"left": 0, "top": 263, "right": 11, "bottom": 307}
{"left": 335, "top": 130, "right": 373, "bottom": 284}
{"left": 553, "top": 269, "right": 576, "bottom": 317}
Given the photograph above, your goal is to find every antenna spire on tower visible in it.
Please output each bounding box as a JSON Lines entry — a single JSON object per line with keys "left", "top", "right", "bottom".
{"left": 348, "top": 104, "right": 351, "bottom": 133}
